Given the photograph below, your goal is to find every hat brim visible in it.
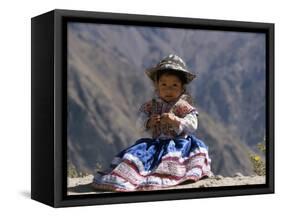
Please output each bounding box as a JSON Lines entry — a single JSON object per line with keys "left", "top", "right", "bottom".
{"left": 145, "top": 66, "right": 196, "bottom": 84}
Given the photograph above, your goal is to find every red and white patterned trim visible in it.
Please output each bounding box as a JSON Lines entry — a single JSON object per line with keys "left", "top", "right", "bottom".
{"left": 93, "top": 148, "right": 212, "bottom": 192}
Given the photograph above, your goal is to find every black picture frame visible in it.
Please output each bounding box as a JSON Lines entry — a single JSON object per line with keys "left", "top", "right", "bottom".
{"left": 31, "top": 9, "right": 274, "bottom": 207}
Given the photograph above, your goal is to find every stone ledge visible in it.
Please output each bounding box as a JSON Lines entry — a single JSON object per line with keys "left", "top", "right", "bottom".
{"left": 67, "top": 174, "right": 265, "bottom": 195}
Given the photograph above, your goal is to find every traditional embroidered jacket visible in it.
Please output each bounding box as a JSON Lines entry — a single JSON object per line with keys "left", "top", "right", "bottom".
{"left": 136, "top": 94, "right": 198, "bottom": 139}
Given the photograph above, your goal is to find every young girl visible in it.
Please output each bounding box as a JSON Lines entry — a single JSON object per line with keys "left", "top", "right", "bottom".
{"left": 92, "top": 54, "right": 212, "bottom": 192}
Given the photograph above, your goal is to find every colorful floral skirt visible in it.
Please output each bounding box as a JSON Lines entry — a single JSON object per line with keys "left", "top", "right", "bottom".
{"left": 92, "top": 135, "right": 212, "bottom": 192}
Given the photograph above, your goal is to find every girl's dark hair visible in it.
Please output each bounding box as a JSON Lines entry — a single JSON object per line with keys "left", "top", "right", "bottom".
{"left": 155, "top": 70, "right": 187, "bottom": 84}
{"left": 155, "top": 70, "right": 194, "bottom": 105}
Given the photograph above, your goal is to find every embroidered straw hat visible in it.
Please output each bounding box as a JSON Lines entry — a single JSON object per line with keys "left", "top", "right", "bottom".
{"left": 145, "top": 54, "right": 196, "bottom": 84}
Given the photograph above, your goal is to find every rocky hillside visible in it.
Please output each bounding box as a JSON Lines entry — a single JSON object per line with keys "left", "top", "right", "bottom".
{"left": 67, "top": 22, "right": 266, "bottom": 176}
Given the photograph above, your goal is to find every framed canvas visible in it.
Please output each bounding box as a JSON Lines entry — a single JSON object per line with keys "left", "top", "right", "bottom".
{"left": 31, "top": 9, "right": 274, "bottom": 207}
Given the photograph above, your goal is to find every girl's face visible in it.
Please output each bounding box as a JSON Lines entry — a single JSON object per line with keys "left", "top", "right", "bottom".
{"left": 156, "top": 73, "right": 184, "bottom": 102}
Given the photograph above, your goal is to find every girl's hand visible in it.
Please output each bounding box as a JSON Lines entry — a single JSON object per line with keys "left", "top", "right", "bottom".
{"left": 146, "top": 114, "right": 161, "bottom": 129}
{"left": 161, "top": 113, "right": 179, "bottom": 126}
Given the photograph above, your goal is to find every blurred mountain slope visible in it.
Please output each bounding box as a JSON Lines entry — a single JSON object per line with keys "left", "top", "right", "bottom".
{"left": 67, "top": 23, "right": 265, "bottom": 176}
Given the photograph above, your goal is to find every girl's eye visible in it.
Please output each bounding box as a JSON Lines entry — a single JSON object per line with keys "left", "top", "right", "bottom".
{"left": 173, "top": 84, "right": 178, "bottom": 87}
{"left": 161, "top": 83, "right": 166, "bottom": 86}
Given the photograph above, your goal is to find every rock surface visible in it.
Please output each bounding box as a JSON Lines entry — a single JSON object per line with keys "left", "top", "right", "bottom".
{"left": 67, "top": 175, "right": 266, "bottom": 195}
